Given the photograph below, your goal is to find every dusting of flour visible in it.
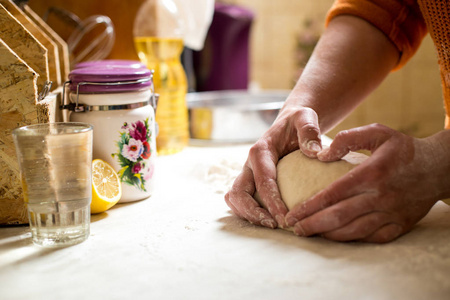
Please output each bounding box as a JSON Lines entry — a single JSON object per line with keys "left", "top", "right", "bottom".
{"left": 190, "top": 158, "right": 244, "bottom": 194}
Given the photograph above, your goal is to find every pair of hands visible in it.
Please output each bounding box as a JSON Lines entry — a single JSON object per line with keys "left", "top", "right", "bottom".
{"left": 225, "top": 107, "right": 450, "bottom": 243}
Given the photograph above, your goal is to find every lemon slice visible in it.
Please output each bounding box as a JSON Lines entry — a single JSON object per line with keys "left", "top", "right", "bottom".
{"left": 91, "top": 159, "right": 122, "bottom": 214}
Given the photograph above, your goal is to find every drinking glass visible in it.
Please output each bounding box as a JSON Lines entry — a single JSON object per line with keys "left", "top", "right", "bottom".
{"left": 12, "top": 122, "right": 93, "bottom": 247}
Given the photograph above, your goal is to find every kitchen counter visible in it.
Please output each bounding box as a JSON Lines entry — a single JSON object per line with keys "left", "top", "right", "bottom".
{"left": 0, "top": 144, "right": 449, "bottom": 300}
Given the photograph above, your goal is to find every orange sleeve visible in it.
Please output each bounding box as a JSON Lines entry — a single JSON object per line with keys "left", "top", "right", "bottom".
{"left": 326, "top": 0, "right": 428, "bottom": 70}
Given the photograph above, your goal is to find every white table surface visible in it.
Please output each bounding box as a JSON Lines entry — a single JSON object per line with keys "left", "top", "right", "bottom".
{"left": 0, "top": 144, "right": 449, "bottom": 300}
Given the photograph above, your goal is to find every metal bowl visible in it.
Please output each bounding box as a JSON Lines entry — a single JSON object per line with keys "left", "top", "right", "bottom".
{"left": 186, "top": 90, "right": 289, "bottom": 144}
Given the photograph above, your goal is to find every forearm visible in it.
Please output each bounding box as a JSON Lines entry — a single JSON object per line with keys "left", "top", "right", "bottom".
{"left": 284, "top": 15, "right": 400, "bottom": 133}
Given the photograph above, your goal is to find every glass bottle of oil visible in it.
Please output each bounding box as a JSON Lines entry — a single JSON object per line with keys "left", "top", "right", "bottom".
{"left": 133, "top": 0, "right": 189, "bottom": 155}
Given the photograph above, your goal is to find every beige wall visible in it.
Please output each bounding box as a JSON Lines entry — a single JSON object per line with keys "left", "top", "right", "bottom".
{"left": 223, "top": 0, "right": 445, "bottom": 138}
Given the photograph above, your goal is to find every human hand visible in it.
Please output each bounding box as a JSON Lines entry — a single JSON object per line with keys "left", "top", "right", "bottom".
{"left": 224, "top": 106, "right": 323, "bottom": 228}
{"left": 224, "top": 12, "right": 406, "bottom": 232}
{"left": 285, "top": 124, "right": 450, "bottom": 243}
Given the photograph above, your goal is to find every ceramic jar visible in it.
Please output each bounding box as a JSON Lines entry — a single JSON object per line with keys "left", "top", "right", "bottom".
{"left": 64, "top": 61, "right": 157, "bottom": 202}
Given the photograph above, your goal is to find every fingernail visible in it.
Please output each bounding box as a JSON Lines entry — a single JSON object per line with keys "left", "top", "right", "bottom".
{"left": 275, "top": 214, "right": 286, "bottom": 228}
{"left": 286, "top": 216, "right": 298, "bottom": 227}
{"left": 317, "top": 147, "right": 330, "bottom": 159}
{"left": 307, "top": 140, "right": 322, "bottom": 153}
{"left": 261, "top": 218, "right": 277, "bottom": 229}
{"left": 293, "top": 223, "right": 306, "bottom": 236}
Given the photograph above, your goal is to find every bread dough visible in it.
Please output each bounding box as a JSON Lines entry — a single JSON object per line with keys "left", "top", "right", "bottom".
{"left": 255, "top": 150, "right": 368, "bottom": 212}
{"left": 276, "top": 150, "right": 367, "bottom": 210}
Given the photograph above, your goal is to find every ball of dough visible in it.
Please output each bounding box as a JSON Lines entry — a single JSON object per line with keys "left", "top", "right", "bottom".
{"left": 255, "top": 150, "right": 368, "bottom": 211}
{"left": 277, "top": 150, "right": 367, "bottom": 210}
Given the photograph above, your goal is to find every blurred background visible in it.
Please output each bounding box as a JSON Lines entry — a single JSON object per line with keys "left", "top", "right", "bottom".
{"left": 28, "top": 0, "right": 444, "bottom": 138}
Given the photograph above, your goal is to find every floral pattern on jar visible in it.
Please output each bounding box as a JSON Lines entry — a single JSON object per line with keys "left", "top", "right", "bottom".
{"left": 112, "top": 118, "right": 154, "bottom": 192}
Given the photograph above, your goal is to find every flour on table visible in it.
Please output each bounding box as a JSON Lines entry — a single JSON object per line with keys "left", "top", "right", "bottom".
{"left": 192, "top": 159, "right": 243, "bottom": 194}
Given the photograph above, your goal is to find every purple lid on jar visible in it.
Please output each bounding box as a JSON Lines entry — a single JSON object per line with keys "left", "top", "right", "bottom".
{"left": 74, "top": 59, "right": 146, "bottom": 70}
{"left": 69, "top": 63, "right": 153, "bottom": 94}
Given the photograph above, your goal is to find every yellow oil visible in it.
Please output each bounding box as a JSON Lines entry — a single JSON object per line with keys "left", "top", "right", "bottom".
{"left": 134, "top": 36, "right": 189, "bottom": 155}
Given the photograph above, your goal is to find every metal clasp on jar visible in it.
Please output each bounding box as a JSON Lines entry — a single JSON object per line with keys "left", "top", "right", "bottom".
{"left": 60, "top": 78, "right": 159, "bottom": 113}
